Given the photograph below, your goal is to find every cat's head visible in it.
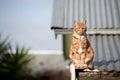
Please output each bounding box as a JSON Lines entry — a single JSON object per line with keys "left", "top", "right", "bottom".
{"left": 73, "top": 21, "right": 87, "bottom": 34}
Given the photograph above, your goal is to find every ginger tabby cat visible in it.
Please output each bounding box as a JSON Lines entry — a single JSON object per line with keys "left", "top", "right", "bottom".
{"left": 69, "top": 21, "right": 94, "bottom": 69}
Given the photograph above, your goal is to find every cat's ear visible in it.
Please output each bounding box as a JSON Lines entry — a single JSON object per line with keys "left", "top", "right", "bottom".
{"left": 74, "top": 21, "right": 77, "bottom": 26}
{"left": 83, "top": 20, "right": 86, "bottom": 24}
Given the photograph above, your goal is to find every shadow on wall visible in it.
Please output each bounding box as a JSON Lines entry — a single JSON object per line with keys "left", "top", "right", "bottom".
{"left": 34, "top": 69, "right": 70, "bottom": 80}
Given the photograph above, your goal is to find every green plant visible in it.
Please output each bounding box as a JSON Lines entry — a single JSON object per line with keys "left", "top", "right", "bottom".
{"left": 0, "top": 34, "right": 33, "bottom": 80}
{"left": 0, "top": 34, "right": 10, "bottom": 55}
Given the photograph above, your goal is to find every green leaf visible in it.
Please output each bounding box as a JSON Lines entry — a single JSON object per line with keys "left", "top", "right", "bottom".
{"left": 0, "top": 34, "right": 33, "bottom": 80}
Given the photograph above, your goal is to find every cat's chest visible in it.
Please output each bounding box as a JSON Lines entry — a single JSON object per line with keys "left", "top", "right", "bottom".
{"left": 75, "top": 34, "right": 86, "bottom": 54}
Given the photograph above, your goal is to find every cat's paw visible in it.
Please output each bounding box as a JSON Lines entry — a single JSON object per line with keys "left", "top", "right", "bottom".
{"left": 84, "top": 68, "right": 91, "bottom": 71}
{"left": 73, "top": 59, "right": 79, "bottom": 63}
{"left": 81, "top": 64, "right": 87, "bottom": 69}
{"left": 85, "top": 58, "right": 91, "bottom": 63}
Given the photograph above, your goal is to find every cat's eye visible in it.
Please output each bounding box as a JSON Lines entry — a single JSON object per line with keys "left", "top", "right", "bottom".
{"left": 88, "top": 51, "right": 90, "bottom": 53}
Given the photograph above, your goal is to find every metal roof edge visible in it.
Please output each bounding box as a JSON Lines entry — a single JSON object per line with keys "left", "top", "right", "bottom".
{"left": 52, "top": 29, "right": 120, "bottom": 35}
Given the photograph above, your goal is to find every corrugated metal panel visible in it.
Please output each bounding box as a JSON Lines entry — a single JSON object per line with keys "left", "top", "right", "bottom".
{"left": 52, "top": 0, "right": 120, "bottom": 29}
{"left": 87, "top": 35, "right": 120, "bottom": 71}
{"left": 51, "top": 0, "right": 120, "bottom": 71}
{"left": 52, "top": 0, "right": 64, "bottom": 27}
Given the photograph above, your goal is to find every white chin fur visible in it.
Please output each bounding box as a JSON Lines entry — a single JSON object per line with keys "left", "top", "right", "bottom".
{"left": 75, "top": 33, "right": 85, "bottom": 40}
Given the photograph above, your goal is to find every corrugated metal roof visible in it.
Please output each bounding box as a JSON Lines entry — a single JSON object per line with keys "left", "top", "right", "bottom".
{"left": 51, "top": 0, "right": 120, "bottom": 71}
{"left": 87, "top": 35, "right": 120, "bottom": 71}
{"left": 52, "top": 0, "right": 120, "bottom": 29}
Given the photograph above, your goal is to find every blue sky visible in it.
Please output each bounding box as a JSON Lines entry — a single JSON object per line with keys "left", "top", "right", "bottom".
{"left": 0, "top": 0, "right": 62, "bottom": 50}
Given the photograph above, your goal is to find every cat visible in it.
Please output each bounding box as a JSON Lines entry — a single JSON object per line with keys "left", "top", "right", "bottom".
{"left": 69, "top": 21, "right": 94, "bottom": 69}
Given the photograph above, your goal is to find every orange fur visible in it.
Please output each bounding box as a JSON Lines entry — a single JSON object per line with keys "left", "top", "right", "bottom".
{"left": 69, "top": 21, "right": 94, "bottom": 69}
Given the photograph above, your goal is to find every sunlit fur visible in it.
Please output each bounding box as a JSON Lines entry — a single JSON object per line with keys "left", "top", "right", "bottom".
{"left": 69, "top": 21, "right": 94, "bottom": 69}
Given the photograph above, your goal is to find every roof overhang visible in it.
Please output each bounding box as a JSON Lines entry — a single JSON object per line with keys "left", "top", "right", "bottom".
{"left": 51, "top": 27, "right": 120, "bottom": 35}
{"left": 51, "top": 27, "right": 120, "bottom": 38}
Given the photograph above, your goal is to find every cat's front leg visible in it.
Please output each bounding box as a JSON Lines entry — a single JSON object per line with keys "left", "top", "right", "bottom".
{"left": 80, "top": 53, "right": 87, "bottom": 68}
{"left": 72, "top": 59, "right": 80, "bottom": 68}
